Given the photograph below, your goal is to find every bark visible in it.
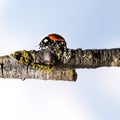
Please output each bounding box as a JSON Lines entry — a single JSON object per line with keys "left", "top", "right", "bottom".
{"left": 0, "top": 55, "right": 77, "bottom": 81}
{"left": 0, "top": 48, "right": 120, "bottom": 81}
{"left": 60, "top": 48, "right": 120, "bottom": 68}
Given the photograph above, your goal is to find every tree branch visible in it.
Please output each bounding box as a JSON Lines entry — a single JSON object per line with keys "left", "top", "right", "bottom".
{"left": 60, "top": 48, "right": 120, "bottom": 68}
{"left": 0, "top": 55, "right": 77, "bottom": 81}
{"left": 0, "top": 48, "right": 120, "bottom": 81}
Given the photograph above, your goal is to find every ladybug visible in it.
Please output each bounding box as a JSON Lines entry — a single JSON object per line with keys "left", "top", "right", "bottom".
{"left": 39, "top": 33, "right": 67, "bottom": 51}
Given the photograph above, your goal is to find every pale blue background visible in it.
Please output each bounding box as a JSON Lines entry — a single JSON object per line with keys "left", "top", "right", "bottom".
{"left": 0, "top": 0, "right": 120, "bottom": 120}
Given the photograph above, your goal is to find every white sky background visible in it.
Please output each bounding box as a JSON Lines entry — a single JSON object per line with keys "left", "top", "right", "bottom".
{"left": 0, "top": 0, "right": 120, "bottom": 120}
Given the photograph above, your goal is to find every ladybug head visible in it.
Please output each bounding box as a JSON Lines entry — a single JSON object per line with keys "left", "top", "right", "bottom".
{"left": 39, "top": 33, "right": 67, "bottom": 50}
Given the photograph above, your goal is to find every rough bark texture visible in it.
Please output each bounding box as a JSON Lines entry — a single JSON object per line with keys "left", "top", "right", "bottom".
{"left": 0, "top": 48, "right": 120, "bottom": 81}
{"left": 60, "top": 48, "right": 120, "bottom": 68}
{"left": 0, "top": 55, "right": 77, "bottom": 81}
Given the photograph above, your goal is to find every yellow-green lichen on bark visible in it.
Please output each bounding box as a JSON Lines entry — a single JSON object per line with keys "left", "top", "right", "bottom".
{"left": 10, "top": 50, "right": 34, "bottom": 64}
{"left": 66, "top": 68, "right": 74, "bottom": 78}
{"left": 10, "top": 50, "right": 57, "bottom": 73}
{"left": 9, "top": 50, "right": 76, "bottom": 76}
{"left": 31, "top": 63, "right": 56, "bottom": 73}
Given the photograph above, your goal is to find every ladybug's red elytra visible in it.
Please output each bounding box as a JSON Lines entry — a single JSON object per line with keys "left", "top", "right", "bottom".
{"left": 48, "top": 34, "right": 66, "bottom": 43}
{"left": 39, "top": 33, "right": 67, "bottom": 51}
